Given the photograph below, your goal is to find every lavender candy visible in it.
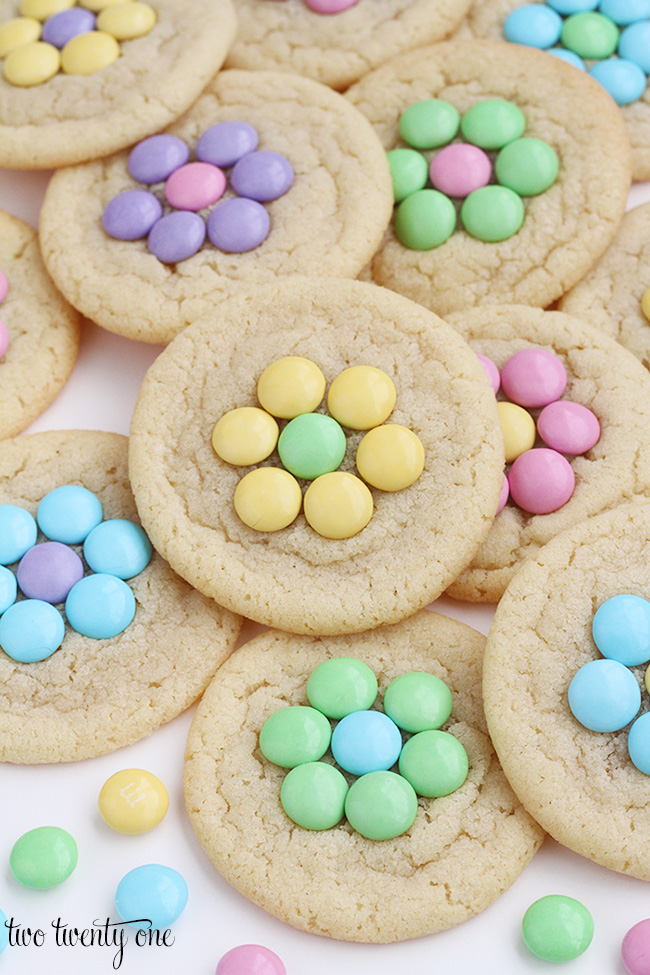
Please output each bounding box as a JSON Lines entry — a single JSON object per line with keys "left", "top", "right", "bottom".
{"left": 230, "top": 150, "right": 294, "bottom": 202}
{"left": 128, "top": 135, "right": 190, "bottom": 184}
{"left": 41, "top": 8, "right": 96, "bottom": 48}
{"left": 17, "top": 542, "right": 84, "bottom": 605}
{"left": 148, "top": 211, "right": 206, "bottom": 262}
{"left": 207, "top": 198, "right": 270, "bottom": 253}
{"left": 102, "top": 191, "right": 163, "bottom": 241}
{"left": 196, "top": 121, "right": 259, "bottom": 168}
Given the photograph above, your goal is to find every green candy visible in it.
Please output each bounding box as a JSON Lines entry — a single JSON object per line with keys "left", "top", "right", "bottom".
{"left": 10, "top": 826, "right": 78, "bottom": 889}
{"left": 460, "top": 99, "right": 526, "bottom": 150}
{"left": 522, "top": 895, "right": 594, "bottom": 962}
{"left": 386, "top": 148, "right": 428, "bottom": 203}
{"left": 398, "top": 99, "right": 460, "bottom": 150}
{"left": 280, "top": 762, "right": 348, "bottom": 830}
{"left": 259, "top": 706, "right": 332, "bottom": 768}
{"left": 460, "top": 186, "right": 524, "bottom": 242}
{"left": 383, "top": 672, "right": 452, "bottom": 732}
{"left": 344, "top": 771, "right": 418, "bottom": 841}
{"left": 561, "top": 12, "right": 619, "bottom": 59}
{"left": 398, "top": 730, "right": 468, "bottom": 797}
{"left": 307, "top": 657, "right": 378, "bottom": 719}
{"left": 495, "top": 138, "right": 559, "bottom": 197}
{"left": 278, "top": 413, "right": 346, "bottom": 481}
{"left": 394, "top": 189, "right": 456, "bottom": 250}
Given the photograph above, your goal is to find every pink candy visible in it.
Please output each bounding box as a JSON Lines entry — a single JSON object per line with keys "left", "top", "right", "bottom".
{"left": 537, "top": 400, "right": 600, "bottom": 454}
{"left": 304, "top": 0, "right": 359, "bottom": 10}
{"left": 508, "top": 447, "right": 575, "bottom": 514}
{"left": 0, "top": 270, "right": 7, "bottom": 304}
{"left": 165, "top": 162, "right": 226, "bottom": 211}
{"left": 496, "top": 474, "right": 509, "bottom": 514}
{"left": 430, "top": 143, "right": 491, "bottom": 198}
{"left": 500, "top": 347, "right": 567, "bottom": 408}
{"left": 623, "top": 919, "right": 650, "bottom": 975}
{"left": 216, "top": 945, "right": 286, "bottom": 975}
{"left": 0, "top": 321, "right": 8, "bottom": 359}
{"left": 477, "top": 353, "right": 500, "bottom": 394}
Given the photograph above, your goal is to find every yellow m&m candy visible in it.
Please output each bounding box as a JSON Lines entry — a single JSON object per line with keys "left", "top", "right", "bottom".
{"left": 98, "top": 768, "right": 168, "bottom": 834}
{"left": 498, "top": 401, "right": 536, "bottom": 463}
{"left": 4, "top": 41, "right": 60, "bottom": 86}
{"left": 642, "top": 287, "right": 650, "bottom": 324}
{"left": 20, "top": 0, "right": 74, "bottom": 19}
{"left": 212, "top": 407, "right": 279, "bottom": 466}
{"left": 304, "top": 472, "right": 373, "bottom": 539}
{"left": 97, "top": 2, "right": 156, "bottom": 40}
{"left": 234, "top": 467, "right": 302, "bottom": 532}
{"left": 356, "top": 424, "right": 424, "bottom": 491}
{"left": 80, "top": 0, "right": 135, "bottom": 10}
{"left": 0, "top": 18, "right": 41, "bottom": 58}
{"left": 327, "top": 366, "right": 396, "bottom": 430}
{"left": 257, "top": 357, "right": 325, "bottom": 419}
{"left": 61, "top": 30, "right": 119, "bottom": 74}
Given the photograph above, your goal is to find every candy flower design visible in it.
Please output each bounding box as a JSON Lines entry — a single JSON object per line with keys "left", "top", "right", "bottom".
{"left": 0, "top": 269, "right": 9, "bottom": 360}
{"left": 568, "top": 593, "right": 650, "bottom": 775}
{"left": 479, "top": 346, "right": 600, "bottom": 515}
{"left": 0, "top": 484, "right": 152, "bottom": 663}
{"left": 0, "top": 0, "right": 156, "bottom": 88}
{"left": 387, "top": 98, "right": 559, "bottom": 250}
{"left": 503, "top": 1, "right": 650, "bottom": 107}
{"left": 259, "top": 658, "right": 469, "bottom": 840}
{"left": 102, "top": 122, "right": 294, "bottom": 262}
{"left": 211, "top": 356, "right": 425, "bottom": 539}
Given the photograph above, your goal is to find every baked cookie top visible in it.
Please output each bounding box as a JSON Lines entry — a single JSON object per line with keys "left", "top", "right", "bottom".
{"left": 560, "top": 202, "right": 650, "bottom": 371}
{"left": 485, "top": 498, "right": 650, "bottom": 881}
{"left": 346, "top": 40, "right": 630, "bottom": 318}
{"left": 0, "top": 209, "right": 79, "bottom": 439}
{"left": 0, "top": 0, "right": 236, "bottom": 169}
{"left": 128, "top": 278, "right": 504, "bottom": 635}
{"left": 39, "top": 70, "right": 393, "bottom": 345}
{"left": 0, "top": 430, "right": 241, "bottom": 764}
{"left": 224, "top": 0, "right": 471, "bottom": 91}
{"left": 445, "top": 305, "right": 650, "bottom": 603}
{"left": 184, "top": 611, "right": 544, "bottom": 942}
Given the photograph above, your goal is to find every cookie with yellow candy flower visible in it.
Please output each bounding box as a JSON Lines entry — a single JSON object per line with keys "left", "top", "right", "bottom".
{"left": 0, "top": 0, "right": 236, "bottom": 168}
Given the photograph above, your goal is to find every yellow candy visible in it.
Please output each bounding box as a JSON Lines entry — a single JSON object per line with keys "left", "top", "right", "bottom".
{"left": 4, "top": 40, "right": 59, "bottom": 86}
{"left": 98, "top": 768, "right": 169, "bottom": 834}
{"left": 80, "top": 0, "right": 134, "bottom": 10}
{"left": 327, "top": 365, "right": 396, "bottom": 431}
{"left": 498, "top": 401, "right": 536, "bottom": 463}
{"left": 212, "top": 407, "right": 278, "bottom": 466}
{"left": 356, "top": 424, "right": 424, "bottom": 492}
{"left": 642, "top": 287, "right": 650, "bottom": 324}
{"left": 304, "top": 472, "right": 373, "bottom": 539}
{"left": 97, "top": 1, "right": 156, "bottom": 40}
{"left": 257, "top": 356, "right": 326, "bottom": 419}
{"left": 0, "top": 18, "right": 41, "bottom": 58}
{"left": 20, "top": 0, "right": 74, "bottom": 19}
{"left": 234, "top": 467, "right": 302, "bottom": 532}
{"left": 61, "top": 30, "right": 120, "bottom": 74}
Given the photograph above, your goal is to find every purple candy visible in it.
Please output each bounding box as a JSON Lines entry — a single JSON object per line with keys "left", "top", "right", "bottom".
{"left": 41, "top": 8, "right": 96, "bottom": 47}
{"left": 207, "top": 198, "right": 270, "bottom": 253}
{"left": 128, "top": 135, "right": 190, "bottom": 184}
{"left": 230, "top": 150, "right": 294, "bottom": 201}
{"left": 17, "top": 542, "right": 84, "bottom": 605}
{"left": 196, "top": 121, "right": 259, "bottom": 168}
{"left": 102, "top": 190, "right": 163, "bottom": 241}
{"left": 148, "top": 210, "right": 206, "bottom": 262}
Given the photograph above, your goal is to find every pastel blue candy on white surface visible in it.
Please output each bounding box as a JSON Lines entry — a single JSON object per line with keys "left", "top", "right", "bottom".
{"left": 568, "top": 658, "right": 641, "bottom": 732}
{"left": 547, "top": 46, "right": 587, "bottom": 68}
{"left": 83, "top": 519, "right": 152, "bottom": 579}
{"left": 504, "top": 5, "right": 563, "bottom": 47}
{"left": 65, "top": 574, "right": 135, "bottom": 639}
{"left": 0, "top": 598, "right": 64, "bottom": 663}
{"left": 628, "top": 712, "right": 650, "bottom": 775}
{"left": 37, "top": 485, "right": 103, "bottom": 544}
{"left": 115, "top": 864, "right": 188, "bottom": 929}
{"left": 599, "top": 0, "right": 650, "bottom": 25}
{"left": 0, "top": 566, "right": 16, "bottom": 614}
{"left": 0, "top": 504, "right": 37, "bottom": 565}
{"left": 547, "top": 0, "right": 598, "bottom": 11}
{"left": 592, "top": 594, "right": 650, "bottom": 666}
{"left": 618, "top": 22, "right": 650, "bottom": 74}
{"left": 589, "top": 58, "right": 647, "bottom": 104}
{"left": 0, "top": 910, "right": 7, "bottom": 954}
{"left": 331, "top": 710, "right": 403, "bottom": 776}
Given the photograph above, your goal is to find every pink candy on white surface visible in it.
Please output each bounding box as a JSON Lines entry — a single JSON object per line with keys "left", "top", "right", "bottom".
{"left": 477, "top": 353, "right": 500, "bottom": 394}
{"left": 164, "top": 162, "right": 226, "bottom": 211}
{"left": 216, "top": 944, "right": 286, "bottom": 975}
{"left": 537, "top": 400, "right": 600, "bottom": 454}
{"left": 0, "top": 321, "right": 8, "bottom": 359}
{"left": 622, "top": 919, "right": 650, "bottom": 975}
{"left": 0, "top": 271, "right": 7, "bottom": 304}
{"left": 496, "top": 473, "right": 509, "bottom": 514}
{"left": 304, "top": 0, "right": 358, "bottom": 10}
{"left": 500, "top": 347, "right": 567, "bottom": 408}
{"left": 430, "top": 143, "right": 492, "bottom": 198}
{"left": 508, "top": 447, "right": 575, "bottom": 514}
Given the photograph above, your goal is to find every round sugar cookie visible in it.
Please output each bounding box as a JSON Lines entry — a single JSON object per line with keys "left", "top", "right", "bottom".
{"left": 485, "top": 498, "right": 650, "bottom": 880}
{"left": 184, "top": 611, "right": 544, "bottom": 942}
{"left": 128, "top": 278, "right": 504, "bottom": 635}
{"left": 445, "top": 305, "right": 650, "bottom": 603}
{"left": 225, "top": 0, "right": 471, "bottom": 91}
{"left": 456, "top": 2, "right": 650, "bottom": 181}
{"left": 560, "top": 202, "right": 650, "bottom": 371}
{"left": 0, "top": 0, "right": 236, "bottom": 169}
{"left": 346, "top": 40, "right": 631, "bottom": 318}
{"left": 0, "top": 430, "right": 241, "bottom": 764}
{"left": 0, "top": 209, "right": 79, "bottom": 439}
{"left": 39, "top": 70, "right": 393, "bottom": 345}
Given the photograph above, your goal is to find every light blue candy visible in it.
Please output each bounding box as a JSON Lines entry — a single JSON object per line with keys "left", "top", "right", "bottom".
{"left": 0, "top": 566, "right": 17, "bottom": 614}
{"left": 547, "top": 0, "right": 598, "bottom": 11}
{"left": 0, "top": 505, "right": 37, "bottom": 565}
{"left": 504, "top": 4, "right": 563, "bottom": 47}
{"left": 0, "top": 599, "right": 64, "bottom": 663}
{"left": 547, "top": 46, "right": 587, "bottom": 69}
{"left": 331, "top": 710, "right": 403, "bottom": 776}
{"left": 115, "top": 864, "right": 188, "bottom": 929}
{"left": 568, "top": 658, "right": 641, "bottom": 732}
{"left": 592, "top": 594, "right": 650, "bottom": 665}
{"left": 628, "top": 712, "right": 650, "bottom": 775}
{"left": 618, "top": 22, "right": 650, "bottom": 74}
{"left": 0, "top": 910, "right": 7, "bottom": 954}
{"left": 599, "top": 0, "right": 650, "bottom": 25}
{"left": 589, "top": 57, "right": 647, "bottom": 104}
{"left": 65, "top": 574, "right": 135, "bottom": 639}
{"left": 37, "top": 485, "right": 103, "bottom": 544}
{"left": 83, "top": 519, "right": 152, "bottom": 580}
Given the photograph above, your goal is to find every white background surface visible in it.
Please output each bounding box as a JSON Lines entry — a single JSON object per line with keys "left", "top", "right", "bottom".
{"left": 1, "top": 168, "right": 650, "bottom": 975}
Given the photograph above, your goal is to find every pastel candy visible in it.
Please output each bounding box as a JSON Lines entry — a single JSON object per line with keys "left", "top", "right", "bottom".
{"left": 500, "top": 347, "right": 567, "bottom": 407}
{"left": 508, "top": 448, "right": 575, "bottom": 514}
{"left": 537, "top": 400, "right": 600, "bottom": 454}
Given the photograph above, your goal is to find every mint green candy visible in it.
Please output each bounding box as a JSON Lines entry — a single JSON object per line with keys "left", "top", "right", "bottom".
{"left": 260, "top": 706, "right": 331, "bottom": 768}
{"left": 383, "top": 672, "right": 452, "bottom": 732}
{"left": 398, "top": 99, "right": 460, "bottom": 150}
{"left": 522, "top": 895, "right": 594, "bottom": 962}
{"left": 460, "top": 100, "right": 526, "bottom": 150}
{"left": 394, "top": 189, "right": 456, "bottom": 250}
{"left": 561, "top": 12, "right": 619, "bottom": 59}
{"left": 495, "top": 138, "right": 559, "bottom": 196}
{"left": 307, "top": 657, "right": 378, "bottom": 719}
{"left": 386, "top": 148, "right": 428, "bottom": 203}
{"left": 10, "top": 826, "right": 78, "bottom": 889}
{"left": 280, "top": 762, "right": 348, "bottom": 830}
{"left": 398, "top": 730, "right": 468, "bottom": 797}
{"left": 344, "top": 771, "right": 418, "bottom": 841}
{"left": 460, "top": 186, "right": 525, "bottom": 242}
{"left": 278, "top": 413, "right": 346, "bottom": 480}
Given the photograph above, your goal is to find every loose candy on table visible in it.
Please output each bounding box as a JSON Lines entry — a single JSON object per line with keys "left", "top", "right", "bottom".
{"left": 0, "top": 598, "right": 65, "bottom": 662}
{"left": 344, "top": 770, "right": 418, "bottom": 841}
{"left": 257, "top": 356, "right": 326, "bottom": 419}
{"left": 306, "top": 657, "right": 378, "bottom": 718}
{"left": 508, "top": 447, "right": 575, "bottom": 514}
{"left": 216, "top": 944, "right": 286, "bottom": 975}
{"left": 592, "top": 594, "right": 650, "bottom": 667}
{"left": 16, "top": 541, "right": 83, "bottom": 603}
{"left": 115, "top": 864, "right": 188, "bottom": 929}
{"left": 233, "top": 467, "right": 302, "bottom": 533}
{"left": 303, "top": 471, "right": 373, "bottom": 539}
{"left": 522, "top": 894, "right": 594, "bottom": 962}
{"left": 0, "top": 504, "right": 37, "bottom": 564}
{"left": 568, "top": 657, "right": 641, "bottom": 732}
{"left": 330, "top": 709, "right": 402, "bottom": 776}
{"left": 10, "top": 826, "right": 77, "bottom": 889}
{"left": 622, "top": 918, "right": 650, "bottom": 975}
{"left": 280, "top": 762, "right": 348, "bottom": 830}
{"left": 355, "top": 424, "right": 424, "bottom": 491}
{"left": 99, "top": 769, "right": 169, "bottom": 834}
{"left": 212, "top": 407, "right": 279, "bottom": 466}
{"left": 37, "top": 484, "right": 103, "bottom": 544}
{"left": 65, "top": 573, "right": 136, "bottom": 639}
{"left": 259, "top": 706, "right": 332, "bottom": 768}
{"left": 83, "top": 518, "right": 152, "bottom": 579}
